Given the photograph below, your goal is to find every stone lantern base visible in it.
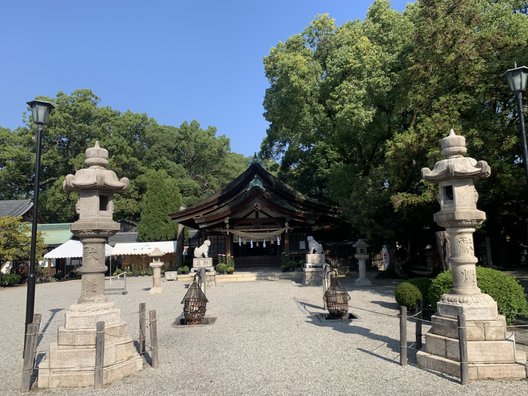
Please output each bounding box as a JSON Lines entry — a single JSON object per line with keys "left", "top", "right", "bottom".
{"left": 38, "top": 301, "right": 143, "bottom": 388}
{"left": 417, "top": 295, "right": 527, "bottom": 380}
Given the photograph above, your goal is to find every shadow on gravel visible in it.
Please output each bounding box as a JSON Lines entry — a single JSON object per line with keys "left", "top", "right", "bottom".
{"left": 305, "top": 315, "right": 401, "bottom": 353}
{"left": 370, "top": 300, "right": 399, "bottom": 311}
{"left": 39, "top": 308, "right": 63, "bottom": 344}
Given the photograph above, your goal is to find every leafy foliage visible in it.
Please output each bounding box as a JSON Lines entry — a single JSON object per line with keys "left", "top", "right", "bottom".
{"left": 428, "top": 267, "right": 528, "bottom": 324}
{"left": 261, "top": 0, "right": 528, "bottom": 263}
{"left": 0, "top": 216, "right": 44, "bottom": 264}
{"left": 137, "top": 170, "right": 182, "bottom": 242}
{"left": 0, "top": 90, "right": 248, "bottom": 224}
{"left": 395, "top": 281, "right": 423, "bottom": 311}
{"left": 0, "top": 273, "right": 21, "bottom": 287}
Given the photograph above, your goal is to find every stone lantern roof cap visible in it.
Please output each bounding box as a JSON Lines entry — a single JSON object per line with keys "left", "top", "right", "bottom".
{"left": 441, "top": 129, "right": 467, "bottom": 158}
{"left": 63, "top": 141, "right": 129, "bottom": 192}
{"left": 421, "top": 129, "right": 491, "bottom": 182}
{"left": 353, "top": 238, "right": 369, "bottom": 248}
{"left": 149, "top": 247, "right": 164, "bottom": 257}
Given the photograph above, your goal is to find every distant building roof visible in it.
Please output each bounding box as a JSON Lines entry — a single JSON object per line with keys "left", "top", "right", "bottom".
{"left": 108, "top": 232, "right": 138, "bottom": 246}
{"left": 0, "top": 199, "right": 33, "bottom": 218}
{"left": 112, "top": 241, "right": 177, "bottom": 256}
{"left": 37, "top": 223, "right": 73, "bottom": 247}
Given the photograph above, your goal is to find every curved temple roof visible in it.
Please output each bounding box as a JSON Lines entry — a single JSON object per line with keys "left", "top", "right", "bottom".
{"left": 171, "top": 161, "right": 340, "bottom": 230}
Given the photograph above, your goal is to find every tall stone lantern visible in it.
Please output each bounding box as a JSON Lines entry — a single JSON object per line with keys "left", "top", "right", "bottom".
{"left": 38, "top": 142, "right": 143, "bottom": 388}
{"left": 416, "top": 130, "right": 526, "bottom": 380}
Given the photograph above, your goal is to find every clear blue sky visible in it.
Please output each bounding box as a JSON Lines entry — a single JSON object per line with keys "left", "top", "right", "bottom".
{"left": 1, "top": 0, "right": 411, "bottom": 157}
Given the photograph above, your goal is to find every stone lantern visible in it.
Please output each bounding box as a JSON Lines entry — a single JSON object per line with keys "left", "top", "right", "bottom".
{"left": 38, "top": 142, "right": 143, "bottom": 388}
{"left": 416, "top": 130, "right": 526, "bottom": 380}
{"left": 149, "top": 247, "right": 164, "bottom": 294}
{"left": 353, "top": 239, "right": 371, "bottom": 286}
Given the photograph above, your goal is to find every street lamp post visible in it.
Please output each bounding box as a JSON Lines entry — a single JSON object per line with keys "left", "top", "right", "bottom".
{"left": 504, "top": 64, "right": 528, "bottom": 189}
{"left": 24, "top": 99, "right": 54, "bottom": 355}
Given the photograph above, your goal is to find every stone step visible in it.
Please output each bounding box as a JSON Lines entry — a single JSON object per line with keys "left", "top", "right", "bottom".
{"left": 417, "top": 350, "right": 527, "bottom": 380}
{"left": 57, "top": 323, "right": 132, "bottom": 347}
{"left": 424, "top": 332, "right": 520, "bottom": 363}
{"left": 430, "top": 314, "right": 507, "bottom": 341}
{"left": 47, "top": 340, "right": 137, "bottom": 369}
{"left": 38, "top": 353, "right": 144, "bottom": 388}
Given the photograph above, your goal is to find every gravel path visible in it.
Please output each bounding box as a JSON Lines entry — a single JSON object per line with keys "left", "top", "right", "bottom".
{"left": 1, "top": 275, "right": 527, "bottom": 395}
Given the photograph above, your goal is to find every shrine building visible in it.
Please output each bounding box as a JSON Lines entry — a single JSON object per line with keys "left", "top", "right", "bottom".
{"left": 171, "top": 158, "right": 340, "bottom": 268}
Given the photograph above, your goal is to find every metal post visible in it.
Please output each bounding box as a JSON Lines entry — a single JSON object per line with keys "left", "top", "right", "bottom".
{"left": 415, "top": 301, "right": 423, "bottom": 350}
{"left": 94, "top": 321, "right": 105, "bottom": 388}
{"left": 21, "top": 323, "right": 39, "bottom": 392}
{"left": 517, "top": 92, "right": 528, "bottom": 192}
{"left": 139, "top": 303, "right": 146, "bottom": 355}
{"left": 399, "top": 306, "right": 407, "bottom": 366}
{"left": 24, "top": 124, "right": 43, "bottom": 357}
{"left": 149, "top": 310, "right": 159, "bottom": 368}
{"left": 458, "top": 314, "right": 469, "bottom": 385}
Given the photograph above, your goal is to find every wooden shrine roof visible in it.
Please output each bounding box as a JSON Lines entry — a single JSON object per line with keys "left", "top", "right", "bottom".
{"left": 170, "top": 160, "right": 340, "bottom": 230}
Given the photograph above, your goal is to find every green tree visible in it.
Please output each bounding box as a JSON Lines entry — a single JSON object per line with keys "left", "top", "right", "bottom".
{"left": 137, "top": 170, "right": 182, "bottom": 241}
{"left": 261, "top": 0, "right": 528, "bottom": 265}
{"left": 262, "top": 2, "right": 412, "bottom": 242}
{"left": 0, "top": 216, "right": 44, "bottom": 264}
{"left": 1, "top": 89, "right": 247, "bottom": 224}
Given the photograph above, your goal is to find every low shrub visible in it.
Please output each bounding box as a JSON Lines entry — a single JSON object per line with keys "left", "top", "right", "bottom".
{"left": 428, "top": 267, "right": 528, "bottom": 324}
{"left": 407, "top": 278, "right": 433, "bottom": 307}
{"left": 177, "top": 265, "right": 190, "bottom": 274}
{"left": 0, "top": 273, "right": 21, "bottom": 287}
{"left": 226, "top": 266, "right": 234, "bottom": 274}
{"left": 395, "top": 281, "right": 422, "bottom": 311}
{"left": 216, "top": 263, "right": 228, "bottom": 274}
{"left": 281, "top": 261, "right": 297, "bottom": 272}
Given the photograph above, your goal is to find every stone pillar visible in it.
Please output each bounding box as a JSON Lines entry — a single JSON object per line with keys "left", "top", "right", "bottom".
{"left": 416, "top": 130, "right": 526, "bottom": 380}
{"left": 38, "top": 142, "right": 143, "bottom": 388}
{"left": 354, "top": 239, "right": 371, "bottom": 286}
{"left": 149, "top": 247, "right": 164, "bottom": 294}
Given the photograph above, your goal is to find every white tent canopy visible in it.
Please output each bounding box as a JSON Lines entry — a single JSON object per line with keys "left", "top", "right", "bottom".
{"left": 111, "top": 241, "right": 177, "bottom": 256}
{"left": 44, "top": 239, "right": 113, "bottom": 259}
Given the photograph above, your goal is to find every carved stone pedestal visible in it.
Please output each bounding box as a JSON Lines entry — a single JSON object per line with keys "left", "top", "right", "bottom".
{"left": 303, "top": 267, "right": 323, "bottom": 286}
{"left": 192, "top": 257, "right": 214, "bottom": 272}
{"left": 305, "top": 253, "right": 325, "bottom": 268}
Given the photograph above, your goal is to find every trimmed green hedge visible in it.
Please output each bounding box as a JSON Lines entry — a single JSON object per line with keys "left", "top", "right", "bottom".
{"left": 395, "top": 281, "right": 422, "bottom": 311}
{"left": 428, "top": 267, "right": 528, "bottom": 324}
{"left": 407, "top": 278, "right": 433, "bottom": 307}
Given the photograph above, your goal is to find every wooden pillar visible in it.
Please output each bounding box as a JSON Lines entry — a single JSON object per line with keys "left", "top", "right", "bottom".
{"left": 226, "top": 233, "right": 233, "bottom": 257}
{"left": 174, "top": 223, "right": 185, "bottom": 270}
{"left": 284, "top": 232, "right": 290, "bottom": 255}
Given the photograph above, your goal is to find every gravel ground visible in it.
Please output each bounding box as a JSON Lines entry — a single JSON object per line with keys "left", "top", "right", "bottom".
{"left": 1, "top": 274, "right": 527, "bottom": 396}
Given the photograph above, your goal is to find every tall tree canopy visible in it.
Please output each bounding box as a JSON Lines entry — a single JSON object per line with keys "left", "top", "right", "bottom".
{"left": 262, "top": 0, "right": 528, "bottom": 260}
{"left": 137, "top": 169, "right": 182, "bottom": 242}
{"left": 0, "top": 89, "right": 248, "bottom": 224}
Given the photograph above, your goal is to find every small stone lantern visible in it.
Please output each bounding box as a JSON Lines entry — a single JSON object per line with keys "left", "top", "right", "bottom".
{"left": 354, "top": 239, "right": 371, "bottom": 286}
{"left": 149, "top": 247, "right": 164, "bottom": 294}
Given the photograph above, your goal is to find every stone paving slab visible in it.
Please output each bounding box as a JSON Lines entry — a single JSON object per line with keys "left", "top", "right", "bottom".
{"left": 1, "top": 274, "right": 527, "bottom": 395}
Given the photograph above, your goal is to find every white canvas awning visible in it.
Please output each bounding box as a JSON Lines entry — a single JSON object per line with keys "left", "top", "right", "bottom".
{"left": 111, "top": 241, "right": 177, "bottom": 256}
{"left": 44, "top": 239, "right": 113, "bottom": 259}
